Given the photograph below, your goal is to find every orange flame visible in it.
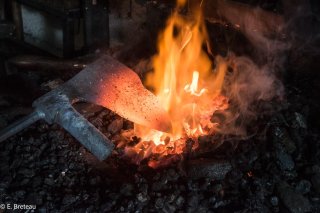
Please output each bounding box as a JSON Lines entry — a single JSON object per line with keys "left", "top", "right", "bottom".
{"left": 125, "top": 0, "right": 229, "bottom": 165}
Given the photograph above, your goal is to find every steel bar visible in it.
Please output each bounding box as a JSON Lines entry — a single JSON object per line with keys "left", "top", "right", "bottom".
{"left": 0, "top": 111, "right": 44, "bottom": 142}
{"left": 7, "top": 55, "right": 90, "bottom": 73}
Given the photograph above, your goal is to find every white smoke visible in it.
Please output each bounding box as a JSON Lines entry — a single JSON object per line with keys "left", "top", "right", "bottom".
{"left": 209, "top": 1, "right": 290, "bottom": 136}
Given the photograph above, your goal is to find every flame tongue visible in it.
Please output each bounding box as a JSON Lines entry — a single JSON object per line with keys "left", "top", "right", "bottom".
{"left": 184, "top": 71, "right": 208, "bottom": 97}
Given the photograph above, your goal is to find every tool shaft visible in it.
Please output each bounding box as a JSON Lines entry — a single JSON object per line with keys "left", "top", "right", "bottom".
{"left": 55, "top": 104, "right": 114, "bottom": 160}
{"left": 0, "top": 111, "right": 44, "bottom": 143}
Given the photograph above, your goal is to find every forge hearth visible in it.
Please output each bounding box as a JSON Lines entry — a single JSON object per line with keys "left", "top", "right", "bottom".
{"left": 1, "top": 0, "right": 320, "bottom": 212}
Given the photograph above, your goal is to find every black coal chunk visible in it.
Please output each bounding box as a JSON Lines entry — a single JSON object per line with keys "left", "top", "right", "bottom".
{"left": 187, "top": 159, "right": 232, "bottom": 180}
{"left": 277, "top": 181, "right": 311, "bottom": 213}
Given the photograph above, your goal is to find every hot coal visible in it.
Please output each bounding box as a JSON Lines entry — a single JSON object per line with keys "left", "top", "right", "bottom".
{"left": 0, "top": 85, "right": 319, "bottom": 212}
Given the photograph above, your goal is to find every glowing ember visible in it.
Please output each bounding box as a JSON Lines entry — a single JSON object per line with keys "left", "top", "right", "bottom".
{"left": 124, "top": 0, "right": 229, "bottom": 165}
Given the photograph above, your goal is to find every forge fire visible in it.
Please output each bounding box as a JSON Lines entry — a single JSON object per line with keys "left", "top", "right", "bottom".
{"left": 125, "top": 0, "right": 230, "bottom": 166}
{"left": 1, "top": 0, "right": 320, "bottom": 212}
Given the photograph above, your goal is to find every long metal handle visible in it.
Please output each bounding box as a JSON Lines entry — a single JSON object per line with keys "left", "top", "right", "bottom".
{"left": 0, "top": 111, "right": 45, "bottom": 143}
{"left": 55, "top": 104, "right": 114, "bottom": 161}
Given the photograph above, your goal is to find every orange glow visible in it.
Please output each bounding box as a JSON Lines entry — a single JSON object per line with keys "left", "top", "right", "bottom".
{"left": 125, "top": 0, "right": 229, "bottom": 165}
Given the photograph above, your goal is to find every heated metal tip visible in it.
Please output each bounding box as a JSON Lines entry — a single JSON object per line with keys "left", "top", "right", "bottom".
{"left": 146, "top": 109, "right": 173, "bottom": 134}
{"left": 156, "top": 119, "right": 173, "bottom": 134}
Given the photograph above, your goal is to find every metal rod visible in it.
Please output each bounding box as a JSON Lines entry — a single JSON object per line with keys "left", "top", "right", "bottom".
{"left": 0, "top": 110, "right": 45, "bottom": 143}
{"left": 55, "top": 104, "right": 114, "bottom": 160}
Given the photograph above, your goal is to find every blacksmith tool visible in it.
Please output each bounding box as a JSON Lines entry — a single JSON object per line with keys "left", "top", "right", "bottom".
{"left": 0, "top": 55, "right": 172, "bottom": 160}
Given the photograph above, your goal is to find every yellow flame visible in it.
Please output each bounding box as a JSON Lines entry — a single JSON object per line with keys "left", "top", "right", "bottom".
{"left": 131, "top": 0, "right": 228, "bottom": 160}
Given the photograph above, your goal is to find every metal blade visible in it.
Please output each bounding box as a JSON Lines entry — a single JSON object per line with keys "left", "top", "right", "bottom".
{"left": 64, "top": 55, "right": 172, "bottom": 133}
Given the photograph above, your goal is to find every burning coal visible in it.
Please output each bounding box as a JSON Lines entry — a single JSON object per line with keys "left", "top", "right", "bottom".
{"left": 122, "top": 0, "right": 284, "bottom": 167}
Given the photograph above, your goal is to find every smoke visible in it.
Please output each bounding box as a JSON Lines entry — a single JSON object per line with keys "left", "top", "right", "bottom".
{"left": 210, "top": 1, "right": 290, "bottom": 137}
{"left": 214, "top": 54, "right": 285, "bottom": 136}
{"left": 186, "top": 0, "right": 319, "bottom": 140}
